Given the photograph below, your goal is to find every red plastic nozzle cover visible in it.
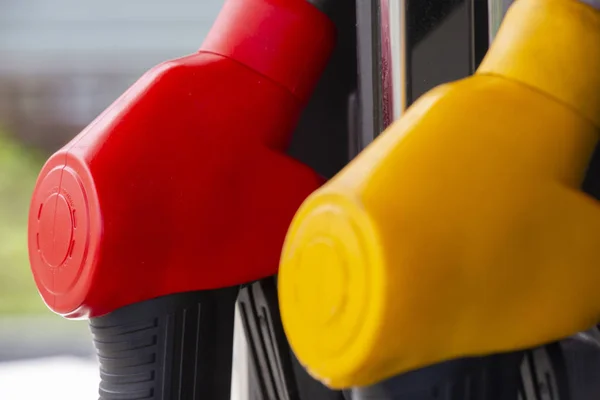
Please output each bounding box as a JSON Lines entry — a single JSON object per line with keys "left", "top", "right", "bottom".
{"left": 28, "top": 0, "right": 334, "bottom": 318}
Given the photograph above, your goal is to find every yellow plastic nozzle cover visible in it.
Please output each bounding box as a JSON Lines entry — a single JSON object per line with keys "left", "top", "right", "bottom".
{"left": 278, "top": 0, "right": 600, "bottom": 389}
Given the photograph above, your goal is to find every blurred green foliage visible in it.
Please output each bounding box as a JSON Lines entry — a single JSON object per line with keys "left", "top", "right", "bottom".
{"left": 0, "top": 131, "right": 46, "bottom": 315}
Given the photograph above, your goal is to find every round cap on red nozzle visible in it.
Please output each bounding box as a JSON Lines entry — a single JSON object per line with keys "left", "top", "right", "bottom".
{"left": 29, "top": 157, "right": 99, "bottom": 316}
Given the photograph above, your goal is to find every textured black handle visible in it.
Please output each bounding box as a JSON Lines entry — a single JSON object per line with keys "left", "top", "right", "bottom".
{"left": 89, "top": 287, "right": 239, "bottom": 400}
{"left": 351, "top": 352, "right": 524, "bottom": 400}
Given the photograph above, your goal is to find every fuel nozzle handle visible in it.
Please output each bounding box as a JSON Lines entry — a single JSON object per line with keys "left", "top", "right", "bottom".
{"left": 278, "top": 0, "right": 600, "bottom": 391}
{"left": 28, "top": 0, "right": 333, "bottom": 320}
{"left": 90, "top": 288, "right": 239, "bottom": 400}
{"left": 27, "top": 0, "right": 334, "bottom": 398}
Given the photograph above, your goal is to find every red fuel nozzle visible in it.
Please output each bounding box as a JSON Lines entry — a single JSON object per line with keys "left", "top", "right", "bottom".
{"left": 27, "top": 0, "right": 334, "bottom": 320}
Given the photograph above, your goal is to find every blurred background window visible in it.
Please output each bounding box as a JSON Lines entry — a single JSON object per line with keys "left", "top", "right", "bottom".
{"left": 0, "top": 2, "right": 254, "bottom": 400}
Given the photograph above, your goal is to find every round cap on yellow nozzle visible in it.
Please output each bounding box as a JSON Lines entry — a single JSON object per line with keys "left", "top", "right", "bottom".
{"left": 279, "top": 0, "right": 600, "bottom": 389}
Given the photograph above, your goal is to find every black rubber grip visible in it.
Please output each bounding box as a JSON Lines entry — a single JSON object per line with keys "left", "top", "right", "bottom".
{"left": 89, "top": 287, "right": 239, "bottom": 400}
{"left": 351, "top": 352, "right": 524, "bottom": 400}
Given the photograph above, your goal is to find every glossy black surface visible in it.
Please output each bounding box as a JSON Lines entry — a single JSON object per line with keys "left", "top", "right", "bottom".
{"left": 288, "top": 0, "right": 357, "bottom": 179}
{"left": 406, "top": 0, "right": 487, "bottom": 104}
{"left": 372, "top": 0, "right": 488, "bottom": 138}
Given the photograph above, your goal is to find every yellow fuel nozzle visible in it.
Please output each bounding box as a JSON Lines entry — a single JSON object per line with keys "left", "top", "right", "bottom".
{"left": 278, "top": 0, "right": 600, "bottom": 389}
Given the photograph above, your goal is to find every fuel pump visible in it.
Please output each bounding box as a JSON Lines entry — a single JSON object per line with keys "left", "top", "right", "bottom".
{"left": 25, "top": 0, "right": 600, "bottom": 398}
{"left": 27, "top": 0, "right": 335, "bottom": 398}
{"left": 279, "top": 0, "right": 600, "bottom": 397}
